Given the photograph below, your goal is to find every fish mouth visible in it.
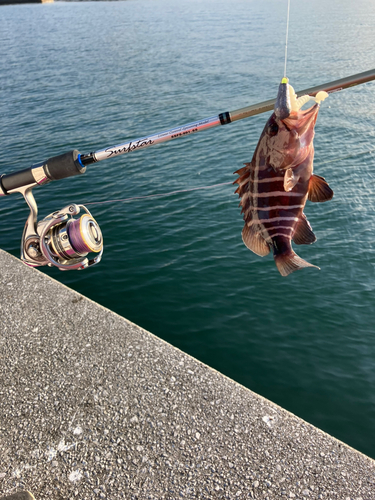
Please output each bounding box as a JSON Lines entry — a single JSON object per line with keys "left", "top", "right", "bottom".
{"left": 282, "top": 104, "right": 319, "bottom": 135}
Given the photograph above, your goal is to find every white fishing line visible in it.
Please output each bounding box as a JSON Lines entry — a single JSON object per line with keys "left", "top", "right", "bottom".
{"left": 83, "top": 149, "right": 375, "bottom": 208}
{"left": 284, "top": 0, "right": 291, "bottom": 78}
{"left": 84, "top": 181, "right": 233, "bottom": 207}
{"left": 317, "top": 148, "right": 375, "bottom": 166}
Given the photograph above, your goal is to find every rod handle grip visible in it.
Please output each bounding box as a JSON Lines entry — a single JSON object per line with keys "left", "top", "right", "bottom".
{"left": 44, "top": 149, "right": 85, "bottom": 181}
{"left": 0, "top": 150, "right": 86, "bottom": 194}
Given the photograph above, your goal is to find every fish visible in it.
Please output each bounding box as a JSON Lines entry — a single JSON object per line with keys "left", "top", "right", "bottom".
{"left": 234, "top": 78, "right": 333, "bottom": 277}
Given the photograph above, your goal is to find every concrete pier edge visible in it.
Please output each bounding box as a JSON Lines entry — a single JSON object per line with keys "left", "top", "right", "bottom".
{"left": 0, "top": 248, "right": 374, "bottom": 499}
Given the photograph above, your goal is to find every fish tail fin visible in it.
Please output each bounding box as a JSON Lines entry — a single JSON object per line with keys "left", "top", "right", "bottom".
{"left": 274, "top": 250, "right": 320, "bottom": 277}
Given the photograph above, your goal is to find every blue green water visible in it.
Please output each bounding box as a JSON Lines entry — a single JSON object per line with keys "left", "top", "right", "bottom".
{"left": 1, "top": 0, "right": 375, "bottom": 459}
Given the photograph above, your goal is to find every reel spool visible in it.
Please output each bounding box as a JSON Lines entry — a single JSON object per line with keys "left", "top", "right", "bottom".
{"left": 21, "top": 191, "right": 103, "bottom": 271}
{"left": 48, "top": 213, "right": 102, "bottom": 260}
{"left": 37, "top": 204, "right": 103, "bottom": 270}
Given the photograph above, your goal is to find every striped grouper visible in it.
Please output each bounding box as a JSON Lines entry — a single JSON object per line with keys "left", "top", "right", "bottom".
{"left": 234, "top": 78, "right": 333, "bottom": 277}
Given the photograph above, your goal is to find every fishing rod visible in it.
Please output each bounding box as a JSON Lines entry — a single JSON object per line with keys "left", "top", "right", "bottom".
{"left": 2, "top": 68, "right": 374, "bottom": 194}
{"left": 79, "top": 68, "right": 375, "bottom": 165}
{"left": 1, "top": 68, "right": 374, "bottom": 271}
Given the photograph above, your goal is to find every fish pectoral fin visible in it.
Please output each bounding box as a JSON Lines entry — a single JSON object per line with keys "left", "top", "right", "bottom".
{"left": 242, "top": 224, "right": 270, "bottom": 257}
{"left": 292, "top": 213, "right": 317, "bottom": 245}
{"left": 308, "top": 174, "right": 334, "bottom": 202}
{"left": 284, "top": 168, "right": 300, "bottom": 192}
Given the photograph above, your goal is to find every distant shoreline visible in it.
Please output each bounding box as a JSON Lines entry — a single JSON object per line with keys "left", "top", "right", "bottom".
{"left": 0, "top": 0, "right": 53, "bottom": 4}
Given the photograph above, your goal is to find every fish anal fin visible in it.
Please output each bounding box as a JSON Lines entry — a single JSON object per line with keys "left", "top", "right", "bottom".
{"left": 284, "top": 168, "right": 300, "bottom": 192}
{"left": 292, "top": 213, "right": 316, "bottom": 245}
{"left": 274, "top": 250, "right": 320, "bottom": 277}
{"left": 242, "top": 224, "right": 270, "bottom": 257}
{"left": 308, "top": 174, "right": 333, "bottom": 202}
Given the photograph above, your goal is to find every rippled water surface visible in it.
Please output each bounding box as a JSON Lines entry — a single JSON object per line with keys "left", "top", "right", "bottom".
{"left": 1, "top": 0, "right": 375, "bottom": 458}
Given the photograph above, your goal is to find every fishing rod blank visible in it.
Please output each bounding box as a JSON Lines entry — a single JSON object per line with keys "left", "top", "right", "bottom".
{"left": 1, "top": 69, "right": 375, "bottom": 197}
{"left": 79, "top": 68, "right": 375, "bottom": 166}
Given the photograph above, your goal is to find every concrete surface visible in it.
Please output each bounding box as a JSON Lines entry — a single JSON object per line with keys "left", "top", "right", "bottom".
{"left": 0, "top": 248, "right": 374, "bottom": 500}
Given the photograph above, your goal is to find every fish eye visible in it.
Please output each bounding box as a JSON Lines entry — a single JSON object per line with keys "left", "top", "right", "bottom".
{"left": 268, "top": 122, "right": 279, "bottom": 136}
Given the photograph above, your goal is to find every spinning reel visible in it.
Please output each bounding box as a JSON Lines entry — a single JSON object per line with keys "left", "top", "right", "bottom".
{"left": 21, "top": 195, "right": 103, "bottom": 271}
{"left": 0, "top": 150, "right": 103, "bottom": 271}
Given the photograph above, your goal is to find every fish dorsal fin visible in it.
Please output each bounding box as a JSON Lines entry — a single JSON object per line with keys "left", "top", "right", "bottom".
{"left": 242, "top": 224, "right": 270, "bottom": 257}
{"left": 284, "top": 168, "right": 300, "bottom": 192}
{"left": 292, "top": 213, "right": 316, "bottom": 245}
{"left": 234, "top": 163, "right": 251, "bottom": 176}
{"left": 308, "top": 174, "right": 334, "bottom": 202}
{"left": 233, "top": 163, "right": 251, "bottom": 196}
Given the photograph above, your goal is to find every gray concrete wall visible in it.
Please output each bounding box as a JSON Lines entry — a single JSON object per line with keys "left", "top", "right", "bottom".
{"left": 0, "top": 248, "right": 374, "bottom": 500}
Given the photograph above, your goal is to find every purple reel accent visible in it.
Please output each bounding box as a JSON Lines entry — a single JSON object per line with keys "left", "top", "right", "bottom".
{"left": 68, "top": 214, "right": 102, "bottom": 255}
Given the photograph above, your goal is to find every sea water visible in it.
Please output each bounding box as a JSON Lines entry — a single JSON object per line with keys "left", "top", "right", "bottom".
{"left": 1, "top": 0, "right": 375, "bottom": 459}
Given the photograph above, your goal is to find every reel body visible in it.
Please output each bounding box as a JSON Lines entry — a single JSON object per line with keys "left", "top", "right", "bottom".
{"left": 21, "top": 191, "right": 103, "bottom": 271}
{"left": 23, "top": 199, "right": 103, "bottom": 271}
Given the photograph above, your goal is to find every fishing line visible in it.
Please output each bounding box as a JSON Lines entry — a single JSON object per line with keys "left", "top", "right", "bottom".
{"left": 317, "top": 148, "right": 375, "bottom": 167}
{"left": 284, "top": 0, "right": 291, "bottom": 78}
{"left": 84, "top": 149, "right": 375, "bottom": 208}
{"left": 84, "top": 181, "right": 233, "bottom": 207}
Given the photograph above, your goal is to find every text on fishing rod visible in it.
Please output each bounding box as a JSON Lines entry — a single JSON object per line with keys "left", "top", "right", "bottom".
{"left": 105, "top": 138, "right": 154, "bottom": 157}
